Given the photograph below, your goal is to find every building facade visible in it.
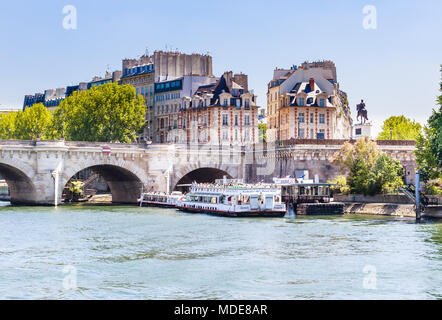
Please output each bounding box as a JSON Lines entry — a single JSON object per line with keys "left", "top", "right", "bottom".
{"left": 120, "top": 55, "right": 155, "bottom": 141}
{"left": 177, "top": 71, "right": 259, "bottom": 145}
{"left": 152, "top": 51, "right": 213, "bottom": 81}
{"left": 154, "top": 75, "right": 218, "bottom": 143}
{"left": 266, "top": 61, "right": 352, "bottom": 142}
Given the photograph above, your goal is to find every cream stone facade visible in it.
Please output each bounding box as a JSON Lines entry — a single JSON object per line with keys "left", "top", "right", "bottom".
{"left": 267, "top": 61, "right": 352, "bottom": 142}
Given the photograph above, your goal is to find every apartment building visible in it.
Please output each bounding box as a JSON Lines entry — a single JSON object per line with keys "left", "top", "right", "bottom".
{"left": 266, "top": 61, "right": 352, "bottom": 142}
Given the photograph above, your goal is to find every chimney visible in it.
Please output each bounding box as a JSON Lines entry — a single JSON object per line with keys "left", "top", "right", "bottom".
{"left": 309, "top": 78, "right": 315, "bottom": 91}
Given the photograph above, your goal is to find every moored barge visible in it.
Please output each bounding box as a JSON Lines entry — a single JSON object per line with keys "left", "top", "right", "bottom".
{"left": 175, "top": 182, "right": 286, "bottom": 217}
{"left": 138, "top": 191, "right": 183, "bottom": 208}
{"left": 274, "top": 178, "right": 345, "bottom": 215}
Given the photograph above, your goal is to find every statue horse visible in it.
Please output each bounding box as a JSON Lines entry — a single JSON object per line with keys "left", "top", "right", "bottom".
{"left": 356, "top": 102, "right": 368, "bottom": 124}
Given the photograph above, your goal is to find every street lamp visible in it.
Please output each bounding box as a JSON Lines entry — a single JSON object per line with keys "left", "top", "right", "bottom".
{"left": 36, "top": 122, "right": 40, "bottom": 141}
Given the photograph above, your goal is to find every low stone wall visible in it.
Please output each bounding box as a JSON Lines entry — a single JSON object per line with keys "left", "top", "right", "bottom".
{"left": 423, "top": 206, "right": 442, "bottom": 218}
{"left": 334, "top": 194, "right": 412, "bottom": 204}
{"left": 344, "top": 203, "right": 415, "bottom": 217}
{"left": 426, "top": 195, "right": 442, "bottom": 205}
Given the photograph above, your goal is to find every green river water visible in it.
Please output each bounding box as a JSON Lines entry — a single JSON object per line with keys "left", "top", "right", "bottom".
{"left": 0, "top": 202, "right": 440, "bottom": 299}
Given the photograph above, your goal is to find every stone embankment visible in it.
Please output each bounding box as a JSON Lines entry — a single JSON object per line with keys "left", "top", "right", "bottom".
{"left": 335, "top": 194, "right": 442, "bottom": 218}
{"left": 344, "top": 203, "right": 415, "bottom": 217}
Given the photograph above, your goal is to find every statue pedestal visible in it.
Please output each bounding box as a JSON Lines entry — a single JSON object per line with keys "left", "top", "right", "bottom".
{"left": 353, "top": 122, "right": 372, "bottom": 139}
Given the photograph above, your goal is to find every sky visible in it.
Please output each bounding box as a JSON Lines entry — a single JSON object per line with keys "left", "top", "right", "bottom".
{"left": 0, "top": 0, "right": 440, "bottom": 135}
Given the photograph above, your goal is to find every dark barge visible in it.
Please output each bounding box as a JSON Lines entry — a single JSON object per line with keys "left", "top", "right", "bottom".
{"left": 276, "top": 180, "right": 345, "bottom": 215}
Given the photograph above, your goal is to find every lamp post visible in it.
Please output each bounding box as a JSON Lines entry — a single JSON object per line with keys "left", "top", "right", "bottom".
{"left": 415, "top": 171, "right": 421, "bottom": 221}
{"left": 61, "top": 121, "right": 65, "bottom": 140}
{"left": 36, "top": 122, "right": 40, "bottom": 141}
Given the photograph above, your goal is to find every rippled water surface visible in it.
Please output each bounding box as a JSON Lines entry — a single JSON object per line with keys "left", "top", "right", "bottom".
{"left": 0, "top": 202, "right": 441, "bottom": 299}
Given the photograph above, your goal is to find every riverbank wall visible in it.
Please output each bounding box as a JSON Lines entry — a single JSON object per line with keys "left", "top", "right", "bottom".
{"left": 334, "top": 194, "right": 413, "bottom": 204}
{"left": 344, "top": 203, "right": 415, "bottom": 217}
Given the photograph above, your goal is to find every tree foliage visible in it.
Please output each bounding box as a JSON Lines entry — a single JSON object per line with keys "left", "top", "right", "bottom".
{"left": 377, "top": 115, "right": 422, "bottom": 141}
{"left": 0, "top": 103, "right": 55, "bottom": 140}
{"left": 415, "top": 65, "right": 442, "bottom": 182}
{"left": 258, "top": 123, "right": 267, "bottom": 142}
{"left": 0, "top": 112, "right": 17, "bottom": 139}
{"left": 53, "top": 83, "right": 146, "bottom": 143}
{"left": 327, "top": 175, "right": 350, "bottom": 195}
{"left": 332, "top": 137, "right": 404, "bottom": 195}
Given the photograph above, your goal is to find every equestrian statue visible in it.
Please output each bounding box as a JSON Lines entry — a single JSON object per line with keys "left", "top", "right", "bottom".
{"left": 356, "top": 99, "right": 369, "bottom": 124}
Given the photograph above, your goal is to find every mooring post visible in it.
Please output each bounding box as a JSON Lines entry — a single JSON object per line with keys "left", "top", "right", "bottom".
{"left": 415, "top": 171, "right": 421, "bottom": 221}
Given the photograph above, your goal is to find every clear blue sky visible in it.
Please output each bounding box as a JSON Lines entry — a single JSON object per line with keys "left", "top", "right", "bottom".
{"left": 0, "top": 0, "right": 440, "bottom": 135}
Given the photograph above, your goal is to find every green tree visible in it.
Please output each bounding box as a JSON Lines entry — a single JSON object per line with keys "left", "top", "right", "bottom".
{"left": 377, "top": 115, "right": 422, "bottom": 141}
{"left": 374, "top": 153, "right": 404, "bottom": 194}
{"left": 0, "top": 111, "right": 17, "bottom": 139}
{"left": 415, "top": 66, "right": 442, "bottom": 182}
{"left": 327, "top": 175, "right": 350, "bottom": 195}
{"left": 14, "top": 103, "right": 55, "bottom": 140}
{"left": 258, "top": 123, "right": 267, "bottom": 142}
{"left": 332, "top": 137, "right": 404, "bottom": 195}
{"left": 53, "top": 83, "right": 146, "bottom": 143}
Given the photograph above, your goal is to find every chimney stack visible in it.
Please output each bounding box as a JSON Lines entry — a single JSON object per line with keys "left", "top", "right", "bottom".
{"left": 309, "top": 78, "right": 315, "bottom": 91}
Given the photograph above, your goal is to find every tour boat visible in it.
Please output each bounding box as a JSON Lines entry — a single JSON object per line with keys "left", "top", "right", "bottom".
{"left": 138, "top": 191, "right": 183, "bottom": 207}
{"left": 175, "top": 183, "right": 287, "bottom": 217}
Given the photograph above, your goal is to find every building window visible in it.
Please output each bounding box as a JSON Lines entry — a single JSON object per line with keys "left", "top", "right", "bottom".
{"left": 223, "top": 130, "right": 228, "bottom": 141}
{"left": 222, "top": 114, "right": 228, "bottom": 126}
{"left": 235, "top": 115, "right": 238, "bottom": 126}
{"left": 310, "top": 113, "right": 314, "bottom": 123}
{"left": 299, "top": 113, "right": 305, "bottom": 123}
{"left": 320, "top": 99, "right": 325, "bottom": 107}
{"left": 244, "top": 115, "right": 250, "bottom": 126}
{"left": 245, "top": 99, "right": 250, "bottom": 108}
{"left": 319, "top": 114, "right": 325, "bottom": 124}
{"left": 298, "top": 128, "right": 305, "bottom": 138}
{"left": 299, "top": 98, "right": 304, "bottom": 106}
{"left": 223, "top": 99, "right": 228, "bottom": 107}
{"left": 310, "top": 129, "right": 314, "bottom": 139}
{"left": 356, "top": 128, "right": 362, "bottom": 135}
{"left": 307, "top": 97, "right": 313, "bottom": 105}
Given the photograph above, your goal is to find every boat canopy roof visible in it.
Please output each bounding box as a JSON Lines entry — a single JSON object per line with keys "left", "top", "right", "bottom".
{"left": 278, "top": 183, "right": 337, "bottom": 187}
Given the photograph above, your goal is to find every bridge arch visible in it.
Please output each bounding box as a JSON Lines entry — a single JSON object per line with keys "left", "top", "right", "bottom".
{"left": 173, "top": 166, "right": 233, "bottom": 192}
{"left": 0, "top": 162, "right": 37, "bottom": 205}
{"left": 60, "top": 160, "right": 148, "bottom": 204}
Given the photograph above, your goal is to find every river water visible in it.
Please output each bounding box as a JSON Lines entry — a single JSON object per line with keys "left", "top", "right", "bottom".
{"left": 0, "top": 202, "right": 440, "bottom": 300}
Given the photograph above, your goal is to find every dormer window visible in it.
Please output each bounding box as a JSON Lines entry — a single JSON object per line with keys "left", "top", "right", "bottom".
{"left": 320, "top": 99, "right": 325, "bottom": 107}
{"left": 223, "top": 99, "right": 228, "bottom": 106}
{"left": 307, "top": 97, "right": 313, "bottom": 105}
{"left": 299, "top": 98, "right": 304, "bottom": 106}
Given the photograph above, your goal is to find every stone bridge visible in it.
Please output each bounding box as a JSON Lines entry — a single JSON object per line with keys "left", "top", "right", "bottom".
{"left": 0, "top": 139, "right": 416, "bottom": 205}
